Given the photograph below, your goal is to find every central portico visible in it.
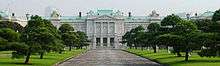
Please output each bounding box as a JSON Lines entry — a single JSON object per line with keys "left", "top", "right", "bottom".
{"left": 86, "top": 11, "right": 125, "bottom": 49}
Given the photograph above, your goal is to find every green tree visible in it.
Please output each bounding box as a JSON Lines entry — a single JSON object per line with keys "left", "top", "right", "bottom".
{"left": 212, "top": 9, "right": 220, "bottom": 22}
{"left": 197, "top": 33, "right": 220, "bottom": 57}
{"left": 0, "top": 28, "right": 20, "bottom": 51}
{"left": 59, "top": 24, "right": 74, "bottom": 33}
{"left": 148, "top": 23, "right": 160, "bottom": 32}
{"left": 61, "top": 32, "right": 78, "bottom": 51}
{"left": 174, "top": 20, "right": 198, "bottom": 61}
{"left": 0, "top": 15, "right": 2, "bottom": 20}
{"left": 76, "top": 31, "right": 89, "bottom": 49}
{"left": 0, "top": 28, "right": 20, "bottom": 42}
{"left": 132, "top": 26, "right": 145, "bottom": 49}
{"left": 193, "top": 19, "right": 212, "bottom": 32}
{"left": 21, "top": 15, "right": 63, "bottom": 63}
{"left": 122, "top": 26, "right": 145, "bottom": 49}
{"left": 160, "top": 14, "right": 199, "bottom": 61}
{"left": 122, "top": 31, "right": 133, "bottom": 48}
{"left": 157, "top": 34, "right": 184, "bottom": 57}
{"left": 0, "top": 28, "right": 28, "bottom": 59}
{"left": 59, "top": 24, "right": 78, "bottom": 51}
{"left": 161, "top": 14, "right": 182, "bottom": 28}
{"left": 0, "top": 21, "right": 24, "bottom": 32}
{"left": 147, "top": 23, "right": 161, "bottom": 53}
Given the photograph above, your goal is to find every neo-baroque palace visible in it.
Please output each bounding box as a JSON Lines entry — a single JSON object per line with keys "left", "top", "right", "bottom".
{"left": 0, "top": 9, "right": 214, "bottom": 49}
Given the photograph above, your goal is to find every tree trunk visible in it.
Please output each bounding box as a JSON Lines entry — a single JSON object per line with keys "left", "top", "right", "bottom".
{"left": 177, "top": 51, "right": 182, "bottom": 57}
{"left": 153, "top": 46, "right": 157, "bottom": 53}
{"left": 59, "top": 51, "right": 62, "bottom": 54}
{"left": 40, "top": 52, "right": 44, "bottom": 59}
{"left": 141, "top": 47, "right": 143, "bottom": 50}
{"left": 217, "top": 50, "right": 219, "bottom": 57}
{"left": 24, "top": 51, "right": 31, "bottom": 64}
{"left": 185, "top": 49, "right": 189, "bottom": 61}
{"left": 69, "top": 46, "right": 72, "bottom": 51}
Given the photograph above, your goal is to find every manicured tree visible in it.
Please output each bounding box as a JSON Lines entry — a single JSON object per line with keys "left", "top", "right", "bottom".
{"left": 59, "top": 24, "right": 74, "bottom": 33}
{"left": 122, "top": 26, "right": 144, "bottom": 49}
{"left": 0, "top": 15, "right": 2, "bottom": 20}
{"left": 136, "top": 30, "right": 145, "bottom": 50}
{"left": 147, "top": 23, "right": 161, "bottom": 53}
{"left": 0, "top": 37, "right": 7, "bottom": 50}
{"left": 161, "top": 14, "right": 182, "bottom": 29}
{"left": 76, "top": 31, "right": 89, "bottom": 49}
{"left": 148, "top": 23, "right": 160, "bottom": 32}
{"left": 160, "top": 14, "right": 199, "bottom": 61}
{"left": 159, "top": 14, "right": 183, "bottom": 56}
{"left": 122, "top": 31, "right": 133, "bottom": 48}
{"left": 61, "top": 32, "right": 78, "bottom": 51}
{"left": 132, "top": 26, "right": 145, "bottom": 49}
{"left": 212, "top": 9, "right": 220, "bottom": 22}
{"left": 35, "top": 27, "right": 57, "bottom": 59}
{"left": 0, "top": 28, "right": 20, "bottom": 42}
{"left": 197, "top": 33, "right": 220, "bottom": 57}
{"left": 59, "top": 24, "right": 78, "bottom": 51}
{"left": 172, "top": 20, "right": 198, "bottom": 61}
{"left": 0, "top": 28, "right": 28, "bottom": 58}
{"left": 0, "top": 28, "right": 19, "bottom": 51}
{"left": 0, "top": 21, "right": 24, "bottom": 32}
{"left": 39, "top": 19, "right": 64, "bottom": 58}
{"left": 21, "top": 15, "right": 44, "bottom": 63}
{"left": 157, "top": 34, "right": 184, "bottom": 57}
{"left": 21, "top": 15, "right": 63, "bottom": 63}
{"left": 194, "top": 33, "right": 215, "bottom": 57}
{"left": 193, "top": 19, "right": 212, "bottom": 32}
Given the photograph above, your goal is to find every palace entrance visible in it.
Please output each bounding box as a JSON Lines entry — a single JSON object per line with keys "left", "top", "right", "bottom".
{"left": 95, "top": 37, "right": 115, "bottom": 49}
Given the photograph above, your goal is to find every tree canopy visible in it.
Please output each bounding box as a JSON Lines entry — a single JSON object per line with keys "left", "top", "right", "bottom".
{"left": 212, "top": 9, "right": 220, "bottom": 22}
{"left": 161, "top": 14, "right": 183, "bottom": 27}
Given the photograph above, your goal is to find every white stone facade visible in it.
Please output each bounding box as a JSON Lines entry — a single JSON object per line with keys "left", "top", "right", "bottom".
{"left": 50, "top": 10, "right": 161, "bottom": 49}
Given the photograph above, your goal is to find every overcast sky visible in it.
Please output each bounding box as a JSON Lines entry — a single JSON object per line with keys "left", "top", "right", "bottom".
{"left": 0, "top": 0, "right": 220, "bottom": 16}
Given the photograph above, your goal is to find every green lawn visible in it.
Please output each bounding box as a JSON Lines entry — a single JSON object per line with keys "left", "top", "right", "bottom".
{"left": 0, "top": 49, "right": 86, "bottom": 66}
{"left": 126, "top": 49, "right": 220, "bottom": 66}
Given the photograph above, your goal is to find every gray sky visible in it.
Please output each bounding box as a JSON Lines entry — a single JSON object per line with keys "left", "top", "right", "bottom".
{"left": 0, "top": 0, "right": 220, "bottom": 16}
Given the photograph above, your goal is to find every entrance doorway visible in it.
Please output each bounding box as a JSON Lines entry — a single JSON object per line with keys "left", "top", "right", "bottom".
{"left": 96, "top": 38, "right": 100, "bottom": 46}
{"left": 103, "top": 38, "right": 107, "bottom": 46}
{"left": 110, "top": 38, "right": 114, "bottom": 48}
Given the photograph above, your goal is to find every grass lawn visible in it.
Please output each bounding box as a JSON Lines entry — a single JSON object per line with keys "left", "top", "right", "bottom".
{"left": 0, "top": 49, "right": 86, "bottom": 66}
{"left": 126, "top": 49, "right": 220, "bottom": 66}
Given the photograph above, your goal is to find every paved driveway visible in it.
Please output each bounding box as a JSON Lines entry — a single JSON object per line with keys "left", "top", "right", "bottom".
{"left": 58, "top": 49, "right": 162, "bottom": 66}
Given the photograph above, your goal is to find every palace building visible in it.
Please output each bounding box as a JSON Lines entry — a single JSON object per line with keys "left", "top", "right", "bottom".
{"left": 0, "top": 9, "right": 214, "bottom": 49}
{"left": 49, "top": 10, "right": 161, "bottom": 49}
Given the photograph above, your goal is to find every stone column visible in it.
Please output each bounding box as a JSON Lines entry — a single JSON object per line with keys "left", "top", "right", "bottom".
{"left": 107, "top": 22, "right": 110, "bottom": 47}
{"left": 93, "top": 37, "right": 96, "bottom": 49}
{"left": 107, "top": 22, "right": 109, "bottom": 34}
{"left": 107, "top": 37, "right": 110, "bottom": 47}
{"left": 100, "top": 37, "right": 103, "bottom": 47}
{"left": 100, "top": 22, "right": 103, "bottom": 47}
{"left": 114, "top": 37, "right": 118, "bottom": 49}
{"left": 93, "top": 22, "right": 96, "bottom": 49}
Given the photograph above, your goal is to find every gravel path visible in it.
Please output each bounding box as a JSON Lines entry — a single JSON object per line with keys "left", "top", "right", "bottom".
{"left": 57, "top": 49, "right": 162, "bottom": 66}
